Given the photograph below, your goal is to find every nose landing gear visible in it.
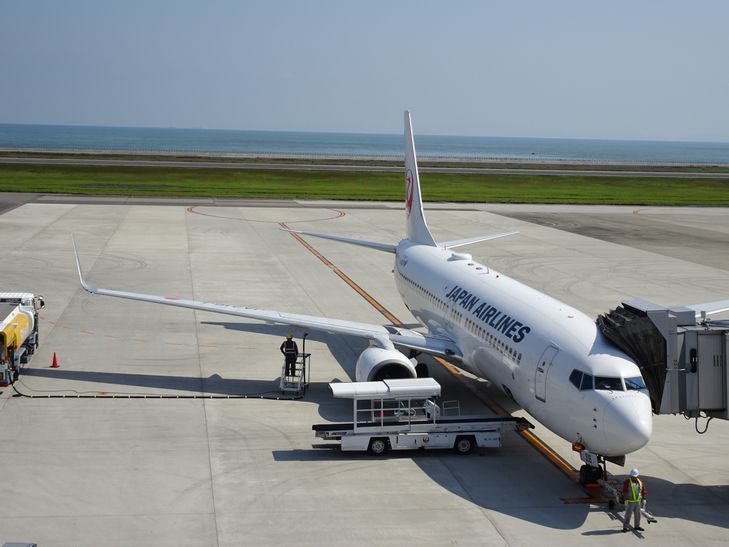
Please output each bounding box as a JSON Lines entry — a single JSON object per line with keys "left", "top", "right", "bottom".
{"left": 579, "top": 463, "right": 604, "bottom": 485}
{"left": 577, "top": 448, "right": 605, "bottom": 485}
{"left": 576, "top": 448, "right": 659, "bottom": 523}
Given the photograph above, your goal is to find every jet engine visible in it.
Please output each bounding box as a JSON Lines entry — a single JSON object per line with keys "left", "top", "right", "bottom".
{"left": 355, "top": 347, "right": 417, "bottom": 382}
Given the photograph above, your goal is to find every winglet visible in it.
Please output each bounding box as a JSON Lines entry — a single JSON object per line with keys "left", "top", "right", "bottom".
{"left": 72, "top": 236, "right": 98, "bottom": 294}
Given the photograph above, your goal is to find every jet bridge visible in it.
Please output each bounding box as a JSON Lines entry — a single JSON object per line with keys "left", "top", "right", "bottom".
{"left": 597, "top": 299, "right": 728, "bottom": 429}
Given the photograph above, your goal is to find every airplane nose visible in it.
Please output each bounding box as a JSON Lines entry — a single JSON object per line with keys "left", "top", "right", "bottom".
{"left": 603, "top": 395, "right": 652, "bottom": 455}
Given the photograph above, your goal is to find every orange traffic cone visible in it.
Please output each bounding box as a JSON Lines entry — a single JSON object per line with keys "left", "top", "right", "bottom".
{"left": 51, "top": 352, "right": 59, "bottom": 368}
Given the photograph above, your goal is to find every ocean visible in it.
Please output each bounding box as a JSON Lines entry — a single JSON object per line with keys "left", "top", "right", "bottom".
{"left": 1, "top": 123, "right": 728, "bottom": 165}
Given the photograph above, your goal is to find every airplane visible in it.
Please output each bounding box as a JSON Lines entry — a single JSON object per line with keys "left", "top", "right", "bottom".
{"left": 73, "top": 111, "right": 729, "bottom": 484}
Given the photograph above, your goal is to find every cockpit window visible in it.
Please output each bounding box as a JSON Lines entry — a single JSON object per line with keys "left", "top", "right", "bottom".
{"left": 569, "top": 369, "right": 583, "bottom": 389}
{"left": 579, "top": 373, "right": 593, "bottom": 391}
{"left": 594, "top": 376, "right": 624, "bottom": 391}
{"left": 625, "top": 376, "right": 646, "bottom": 390}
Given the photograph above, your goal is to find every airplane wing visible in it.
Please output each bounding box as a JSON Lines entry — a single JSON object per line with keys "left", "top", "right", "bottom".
{"left": 73, "top": 239, "right": 461, "bottom": 359}
{"left": 684, "top": 299, "right": 729, "bottom": 318}
{"left": 440, "top": 230, "right": 519, "bottom": 249}
{"left": 282, "top": 228, "right": 397, "bottom": 253}
{"left": 284, "top": 228, "right": 519, "bottom": 253}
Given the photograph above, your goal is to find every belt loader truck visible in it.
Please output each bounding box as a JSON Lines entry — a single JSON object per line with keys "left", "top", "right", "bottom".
{"left": 0, "top": 293, "right": 44, "bottom": 386}
{"left": 313, "top": 378, "right": 532, "bottom": 455}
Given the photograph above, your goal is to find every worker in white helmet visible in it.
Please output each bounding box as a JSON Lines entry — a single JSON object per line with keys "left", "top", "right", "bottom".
{"left": 622, "top": 468, "right": 647, "bottom": 532}
{"left": 280, "top": 333, "right": 298, "bottom": 378}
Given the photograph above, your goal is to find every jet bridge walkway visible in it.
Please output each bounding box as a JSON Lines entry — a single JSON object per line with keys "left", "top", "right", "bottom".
{"left": 598, "top": 299, "right": 728, "bottom": 429}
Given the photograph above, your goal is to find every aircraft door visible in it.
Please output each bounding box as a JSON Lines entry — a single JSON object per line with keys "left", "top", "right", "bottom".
{"left": 535, "top": 345, "right": 559, "bottom": 402}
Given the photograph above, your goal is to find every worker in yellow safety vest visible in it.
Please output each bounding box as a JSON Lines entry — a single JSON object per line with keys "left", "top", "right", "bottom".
{"left": 280, "top": 334, "right": 298, "bottom": 377}
{"left": 622, "top": 468, "right": 647, "bottom": 532}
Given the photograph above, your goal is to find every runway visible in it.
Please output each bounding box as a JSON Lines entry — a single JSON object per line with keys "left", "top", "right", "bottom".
{"left": 0, "top": 199, "right": 727, "bottom": 545}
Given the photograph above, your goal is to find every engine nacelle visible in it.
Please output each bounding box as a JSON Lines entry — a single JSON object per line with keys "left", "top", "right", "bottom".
{"left": 355, "top": 347, "right": 417, "bottom": 382}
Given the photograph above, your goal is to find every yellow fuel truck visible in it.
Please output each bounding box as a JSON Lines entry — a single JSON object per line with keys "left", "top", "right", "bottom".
{"left": 0, "top": 293, "right": 44, "bottom": 386}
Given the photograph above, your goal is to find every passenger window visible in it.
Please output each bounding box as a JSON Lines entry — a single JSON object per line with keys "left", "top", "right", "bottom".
{"left": 580, "top": 373, "right": 593, "bottom": 391}
{"left": 569, "top": 369, "right": 583, "bottom": 389}
{"left": 625, "top": 376, "right": 646, "bottom": 390}
{"left": 595, "top": 376, "right": 624, "bottom": 391}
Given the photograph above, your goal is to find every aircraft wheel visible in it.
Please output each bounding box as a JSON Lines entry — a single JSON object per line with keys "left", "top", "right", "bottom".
{"left": 579, "top": 464, "right": 602, "bottom": 484}
{"left": 579, "top": 465, "right": 590, "bottom": 484}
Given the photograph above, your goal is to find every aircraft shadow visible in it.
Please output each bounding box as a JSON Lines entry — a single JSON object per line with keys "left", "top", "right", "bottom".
{"left": 271, "top": 440, "right": 729, "bottom": 531}
{"left": 20, "top": 367, "right": 342, "bottom": 418}
{"left": 271, "top": 365, "right": 729, "bottom": 532}
{"left": 271, "top": 442, "right": 593, "bottom": 530}
{"left": 623, "top": 476, "right": 729, "bottom": 529}
{"left": 579, "top": 476, "right": 729, "bottom": 534}
{"left": 21, "top": 352, "right": 729, "bottom": 530}
{"left": 270, "top": 363, "right": 592, "bottom": 531}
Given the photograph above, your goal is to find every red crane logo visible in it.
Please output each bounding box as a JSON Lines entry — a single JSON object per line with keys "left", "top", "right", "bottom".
{"left": 405, "top": 170, "right": 414, "bottom": 216}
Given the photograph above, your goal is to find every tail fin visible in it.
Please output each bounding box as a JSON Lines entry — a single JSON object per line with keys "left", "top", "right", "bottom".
{"left": 404, "top": 111, "right": 437, "bottom": 246}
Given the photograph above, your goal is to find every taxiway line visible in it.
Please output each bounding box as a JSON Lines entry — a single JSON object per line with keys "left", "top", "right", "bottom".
{"left": 280, "top": 222, "right": 403, "bottom": 326}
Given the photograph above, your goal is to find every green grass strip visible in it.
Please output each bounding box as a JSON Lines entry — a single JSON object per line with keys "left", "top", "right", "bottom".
{"left": 1, "top": 164, "right": 728, "bottom": 205}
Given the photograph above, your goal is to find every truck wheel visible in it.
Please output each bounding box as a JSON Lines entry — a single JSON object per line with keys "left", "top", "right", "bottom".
{"left": 368, "top": 438, "right": 388, "bottom": 456}
{"left": 454, "top": 435, "right": 475, "bottom": 455}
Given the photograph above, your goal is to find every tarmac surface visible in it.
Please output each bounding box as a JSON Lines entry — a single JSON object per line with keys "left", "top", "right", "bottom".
{"left": 1, "top": 197, "right": 728, "bottom": 546}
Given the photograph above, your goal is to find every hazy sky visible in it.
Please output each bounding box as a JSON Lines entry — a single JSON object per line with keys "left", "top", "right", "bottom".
{"left": 2, "top": 1, "right": 728, "bottom": 141}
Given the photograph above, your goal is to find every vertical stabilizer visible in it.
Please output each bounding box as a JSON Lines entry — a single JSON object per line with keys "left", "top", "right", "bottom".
{"left": 404, "top": 111, "right": 437, "bottom": 246}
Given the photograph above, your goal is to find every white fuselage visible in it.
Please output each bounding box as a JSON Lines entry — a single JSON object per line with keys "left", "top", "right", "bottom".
{"left": 394, "top": 241, "right": 652, "bottom": 457}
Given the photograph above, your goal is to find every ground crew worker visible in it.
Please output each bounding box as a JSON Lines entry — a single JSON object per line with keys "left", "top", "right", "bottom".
{"left": 622, "top": 468, "right": 647, "bottom": 532}
{"left": 280, "top": 334, "right": 298, "bottom": 377}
